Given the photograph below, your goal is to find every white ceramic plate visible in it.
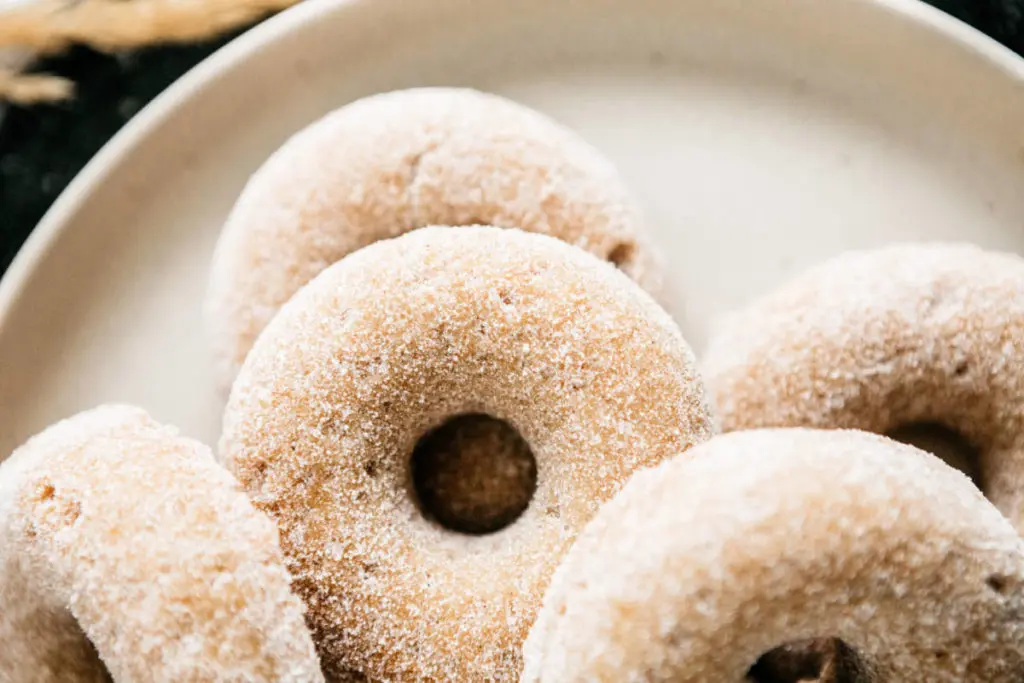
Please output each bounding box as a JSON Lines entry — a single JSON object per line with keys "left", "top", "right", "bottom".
{"left": 3, "top": 0, "right": 1024, "bottom": 456}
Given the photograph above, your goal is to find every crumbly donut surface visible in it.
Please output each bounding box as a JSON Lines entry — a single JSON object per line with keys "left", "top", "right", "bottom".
{"left": 523, "top": 429, "right": 1024, "bottom": 682}
{"left": 206, "top": 87, "right": 661, "bottom": 388}
{"left": 703, "top": 243, "right": 1024, "bottom": 530}
{"left": 0, "top": 405, "right": 323, "bottom": 683}
{"left": 220, "top": 227, "right": 711, "bottom": 681}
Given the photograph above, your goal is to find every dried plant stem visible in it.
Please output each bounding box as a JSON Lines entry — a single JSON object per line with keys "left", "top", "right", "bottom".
{"left": 0, "top": 66, "right": 72, "bottom": 103}
{"left": 1, "top": 0, "right": 298, "bottom": 54}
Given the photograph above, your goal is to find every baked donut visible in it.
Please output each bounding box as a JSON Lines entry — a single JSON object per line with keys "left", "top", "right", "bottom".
{"left": 219, "top": 226, "right": 712, "bottom": 680}
{"left": 0, "top": 405, "right": 323, "bottom": 682}
{"left": 703, "top": 243, "right": 1024, "bottom": 531}
{"left": 523, "top": 428, "right": 1024, "bottom": 682}
{"left": 206, "top": 87, "right": 662, "bottom": 388}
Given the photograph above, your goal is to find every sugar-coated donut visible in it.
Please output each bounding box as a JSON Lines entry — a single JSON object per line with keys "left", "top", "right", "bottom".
{"left": 702, "top": 243, "right": 1024, "bottom": 531}
{"left": 206, "top": 87, "right": 662, "bottom": 388}
{"left": 0, "top": 405, "right": 323, "bottom": 683}
{"left": 523, "top": 429, "right": 1024, "bottom": 682}
{"left": 220, "top": 226, "right": 712, "bottom": 680}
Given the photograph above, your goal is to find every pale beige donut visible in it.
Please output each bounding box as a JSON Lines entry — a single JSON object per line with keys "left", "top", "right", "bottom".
{"left": 206, "top": 87, "right": 662, "bottom": 389}
{"left": 0, "top": 405, "right": 323, "bottom": 683}
{"left": 220, "top": 227, "right": 712, "bottom": 681}
{"left": 523, "top": 429, "right": 1024, "bottom": 682}
{"left": 702, "top": 243, "right": 1024, "bottom": 531}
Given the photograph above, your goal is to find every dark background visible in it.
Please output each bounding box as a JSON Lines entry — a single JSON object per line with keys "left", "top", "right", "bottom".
{"left": 1, "top": 0, "right": 1022, "bottom": 275}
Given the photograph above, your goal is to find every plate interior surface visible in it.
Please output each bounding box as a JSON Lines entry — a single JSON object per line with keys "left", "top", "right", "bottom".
{"left": 2, "top": 0, "right": 1024, "bottom": 454}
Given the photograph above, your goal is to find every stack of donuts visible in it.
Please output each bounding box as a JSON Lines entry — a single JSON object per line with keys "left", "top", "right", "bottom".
{"left": 2, "top": 88, "right": 1023, "bottom": 683}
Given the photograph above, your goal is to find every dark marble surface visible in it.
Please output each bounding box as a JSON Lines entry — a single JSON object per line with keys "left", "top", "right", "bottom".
{"left": 1, "top": 0, "right": 1022, "bottom": 275}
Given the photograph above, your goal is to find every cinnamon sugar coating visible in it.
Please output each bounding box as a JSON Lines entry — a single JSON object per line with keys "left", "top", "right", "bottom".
{"left": 703, "top": 243, "right": 1024, "bottom": 531}
{"left": 523, "top": 429, "right": 1024, "bottom": 682}
{"left": 220, "top": 227, "right": 712, "bottom": 681}
{"left": 206, "top": 87, "right": 662, "bottom": 389}
{"left": 0, "top": 405, "right": 323, "bottom": 683}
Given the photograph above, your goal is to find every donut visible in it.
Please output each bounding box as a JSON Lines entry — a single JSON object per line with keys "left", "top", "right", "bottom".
{"left": 219, "top": 226, "right": 712, "bottom": 680}
{"left": 702, "top": 243, "right": 1024, "bottom": 531}
{"left": 0, "top": 405, "right": 323, "bottom": 682}
{"left": 206, "top": 87, "right": 662, "bottom": 388}
{"left": 522, "top": 429, "right": 1024, "bottom": 682}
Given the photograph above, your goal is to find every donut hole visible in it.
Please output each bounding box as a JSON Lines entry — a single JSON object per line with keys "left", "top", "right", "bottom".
{"left": 410, "top": 413, "right": 538, "bottom": 535}
{"left": 886, "top": 422, "right": 983, "bottom": 489}
{"left": 606, "top": 241, "right": 636, "bottom": 270}
{"left": 986, "top": 574, "right": 1010, "bottom": 595}
{"left": 748, "top": 638, "right": 866, "bottom": 683}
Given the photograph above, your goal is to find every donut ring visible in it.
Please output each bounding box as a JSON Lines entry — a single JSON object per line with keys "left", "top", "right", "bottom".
{"left": 523, "top": 429, "right": 1024, "bottom": 682}
{"left": 703, "top": 243, "right": 1024, "bottom": 530}
{"left": 0, "top": 405, "right": 323, "bottom": 682}
{"left": 219, "top": 226, "right": 712, "bottom": 680}
{"left": 206, "top": 87, "right": 662, "bottom": 388}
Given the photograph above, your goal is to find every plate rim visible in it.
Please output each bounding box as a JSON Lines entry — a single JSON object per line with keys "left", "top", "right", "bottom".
{"left": 2, "top": 0, "right": 1023, "bottom": 334}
